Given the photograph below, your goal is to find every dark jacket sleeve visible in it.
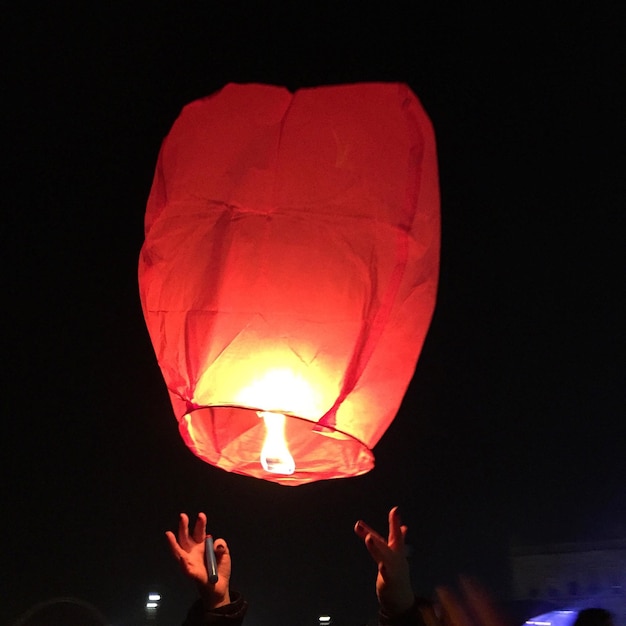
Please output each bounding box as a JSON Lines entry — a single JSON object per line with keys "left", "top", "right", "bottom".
{"left": 182, "top": 591, "right": 248, "bottom": 626}
{"left": 378, "top": 596, "right": 434, "bottom": 626}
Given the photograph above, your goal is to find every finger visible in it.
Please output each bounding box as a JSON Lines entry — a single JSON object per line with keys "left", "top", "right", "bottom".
{"left": 354, "top": 520, "right": 386, "bottom": 544}
{"left": 213, "top": 537, "right": 229, "bottom": 555}
{"left": 178, "top": 513, "right": 192, "bottom": 550}
{"left": 165, "top": 530, "right": 184, "bottom": 560}
{"left": 388, "top": 506, "right": 406, "bottom": 551}
{"left": 192, "top": 512, "right": 207, "bottom": 544}
{"left": 365, "top": 532, "right": 392, "bottom": 563}
{"left": 213, "top": 538, "right": 231, "bottom": 579}
{"left": 437, "top": 586, "right": 473, "bottom": 626}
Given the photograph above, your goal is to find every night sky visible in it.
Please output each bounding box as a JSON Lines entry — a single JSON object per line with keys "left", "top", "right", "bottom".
{"left": 4, "top": 4, "right": 625, "bottom": 625}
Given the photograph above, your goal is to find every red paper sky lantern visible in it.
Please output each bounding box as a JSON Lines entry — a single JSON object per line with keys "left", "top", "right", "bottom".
{"left": 139, "top": 82, "right": 439, "bottom": 485}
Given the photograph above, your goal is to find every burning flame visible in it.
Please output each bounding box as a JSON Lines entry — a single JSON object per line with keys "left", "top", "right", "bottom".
{"left": 236, "top": 368, "right": 321, "bottom": 475}
{"left": 258, "top": 411, "right": 295, "bottom": 475}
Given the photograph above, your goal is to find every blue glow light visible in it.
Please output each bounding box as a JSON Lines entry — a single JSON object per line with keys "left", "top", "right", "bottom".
{"left": 525, "top": 611, "right": 578, "bottom": 626}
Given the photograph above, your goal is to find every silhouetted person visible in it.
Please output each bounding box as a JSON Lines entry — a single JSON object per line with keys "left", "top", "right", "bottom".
{"left": 573, "top": 609, "right": 615, "bottom": 626}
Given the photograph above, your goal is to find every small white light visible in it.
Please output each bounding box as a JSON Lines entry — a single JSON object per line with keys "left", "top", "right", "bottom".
{"left": 319, "top": 616, "right": 331, "bottom": 624}
{"left": 146, "top": 602, "right": 158, "bottom": 609}
{"left": 148, "top": 593, "right": 161, "bottom": 601}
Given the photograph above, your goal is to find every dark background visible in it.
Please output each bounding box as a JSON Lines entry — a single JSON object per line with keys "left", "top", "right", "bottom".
{"left": 3, "top": 3, "right": 625, "bottom": 625}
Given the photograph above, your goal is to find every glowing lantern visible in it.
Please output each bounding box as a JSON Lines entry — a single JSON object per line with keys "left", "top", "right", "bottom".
{"left": 139, "top": 83, "right": 439, "bottom": 485}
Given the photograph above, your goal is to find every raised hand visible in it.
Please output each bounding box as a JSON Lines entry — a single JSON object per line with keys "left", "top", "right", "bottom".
{"left": 166, "top": 512, "right": 232, "bottom": 608}
{"left": 354, "top": 506, "right": 415, "bottom": 617}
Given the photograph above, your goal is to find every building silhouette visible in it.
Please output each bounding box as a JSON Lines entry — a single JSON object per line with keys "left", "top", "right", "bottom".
{"left": 509, "top": 539, "right": 626, "bottom": 625}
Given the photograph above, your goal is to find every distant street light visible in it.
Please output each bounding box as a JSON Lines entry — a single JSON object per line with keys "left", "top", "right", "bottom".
{"left": 145, "top": 591, "right": 161, "bottom": 622}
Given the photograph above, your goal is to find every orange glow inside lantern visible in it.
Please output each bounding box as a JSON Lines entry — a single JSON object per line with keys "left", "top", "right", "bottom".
{"left": 237, "top": 368, "right": 320, "bottom": 475}
{"left": 138, "top": 82, "right": 440, "bottom": 485}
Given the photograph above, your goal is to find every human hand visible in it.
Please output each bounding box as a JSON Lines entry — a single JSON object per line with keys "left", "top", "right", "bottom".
{"left": 436, "top": 577, "right": 509, "bottom": 626}
{"left": 354, "top": 506, "right": 414, "bottom": 617}
{"left": 166, "top": 512, "right": 232, "bottom": 608}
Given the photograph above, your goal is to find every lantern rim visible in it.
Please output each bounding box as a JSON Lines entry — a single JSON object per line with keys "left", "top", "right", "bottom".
{"left": 179, "top": 405, "right": 375, "bottom": 486}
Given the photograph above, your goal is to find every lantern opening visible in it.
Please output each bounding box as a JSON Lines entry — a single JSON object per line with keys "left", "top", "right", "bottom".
{"left": 179, "top": 405, "right": 375, "bottom": 485}
{"left": 258, "top": 411, "right": 295, "bottom": 475}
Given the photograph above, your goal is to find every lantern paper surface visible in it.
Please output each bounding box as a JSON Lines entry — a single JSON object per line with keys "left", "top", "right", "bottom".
{"left": 139, "top": 83, "right": 439, "bottom": 485}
